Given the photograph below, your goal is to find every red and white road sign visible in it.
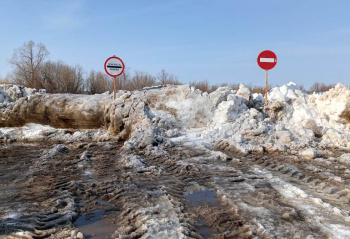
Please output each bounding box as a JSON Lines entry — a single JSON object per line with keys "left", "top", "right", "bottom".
{"left": 104, "top": 56, "right": 125, "bottom": 77}
{"left": 257, "top": 50, "right": 277, "bottom": 70}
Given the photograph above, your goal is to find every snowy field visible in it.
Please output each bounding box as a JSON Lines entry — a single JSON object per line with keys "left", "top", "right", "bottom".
{"left": 1, "top": 82, "right": 350, "bottom": 239}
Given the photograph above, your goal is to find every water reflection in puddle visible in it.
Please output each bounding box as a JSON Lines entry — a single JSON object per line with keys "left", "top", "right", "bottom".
{"left": 184, "top": 186, "right": 217, "bottom": 238}
{"left": 186, "top": 189, "right": 218, "bottom": 206}
{"left": 74, "top": 209, "right": 117, "bottom": 239}
{"left": 197, "top": 217, "right": 211, "bottom": 238}
{"left": 74, "top": 210, "right": 104, "bottom": 227}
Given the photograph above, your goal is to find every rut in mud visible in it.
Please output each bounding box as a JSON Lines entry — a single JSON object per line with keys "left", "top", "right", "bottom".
{"left": 1, "top": 140, "right": 350, "bottom": 239}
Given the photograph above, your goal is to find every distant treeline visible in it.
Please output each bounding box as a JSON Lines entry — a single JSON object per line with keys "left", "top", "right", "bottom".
{"left": 0, "top": 40, "right": 338, "bottom": 94}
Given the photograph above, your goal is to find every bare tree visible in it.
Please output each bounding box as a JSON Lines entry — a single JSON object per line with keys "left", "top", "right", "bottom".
{"left": 157, "top": 69, "right": 169, "bottom": 85}
{"left": 309, "top": 81, "right": 321, "bottom": 93}
{"left": 9, "top": 40, "right": 49, "bottom": 88}
{"left": 157, "top": 69, "right": 180, "bottom": 85}
{"left": 41, "top": 60, "right": 61, "bottom": 92}
{"left": 308, "top": 81, "right": 335, "bottom": 93}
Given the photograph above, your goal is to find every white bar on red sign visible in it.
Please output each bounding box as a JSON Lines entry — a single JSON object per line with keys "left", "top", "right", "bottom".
{"left": 260, "top": 58, "right": 275, "bottom": 63}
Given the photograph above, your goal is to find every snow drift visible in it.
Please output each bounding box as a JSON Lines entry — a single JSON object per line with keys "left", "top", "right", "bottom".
{"left": 1, "top": 82, "right": 350, "bottom": 153}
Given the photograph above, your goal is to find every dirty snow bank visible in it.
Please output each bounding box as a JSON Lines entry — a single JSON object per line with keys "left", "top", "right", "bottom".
{"left": 0, "top": 123, "right": 114, "bottom": 143}
{"left": 0, "top": 92, "right": 112, "bottom": 128}
{"left": 0, "top": 84, "right": 35, "bottom": 103}
{"left": 1, "top": 83, "right": 350, "bottom": 153}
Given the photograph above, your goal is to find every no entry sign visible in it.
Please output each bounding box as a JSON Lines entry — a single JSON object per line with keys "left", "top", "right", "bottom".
{"left": 257, "top": 50, "right": 277, "bottom": 70}
{"left": 257, "top": 50, "right": 277, "bottom": 106}
{"left": 104, "top": 56, "right": 125, "bottom": 77}
{"left": 104, "top": 55, "right": 125, "bottom": 100}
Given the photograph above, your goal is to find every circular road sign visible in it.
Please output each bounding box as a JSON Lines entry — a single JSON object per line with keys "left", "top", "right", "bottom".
{"left": 257, "top": 50, "right": 277, "bottom": 70}
{"left": 104, "top": 56, "right": 125, "bottom": 77}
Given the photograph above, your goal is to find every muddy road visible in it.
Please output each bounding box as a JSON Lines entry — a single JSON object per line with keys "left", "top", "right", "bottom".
{"left": 1, "top": 141, "right": 350, "bottom": 239}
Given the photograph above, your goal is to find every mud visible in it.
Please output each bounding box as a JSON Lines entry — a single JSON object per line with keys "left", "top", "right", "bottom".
{"left": 1, "top": 141, "right": 350, "bottom": 238}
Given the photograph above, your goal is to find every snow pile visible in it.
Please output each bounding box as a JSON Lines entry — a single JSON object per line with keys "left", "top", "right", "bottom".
{"left": 268, "top": 82, "right": 306, "bottom": 102}
{"left": 0, "top": 123, "right": 54, "bottom": 141}
{"left": 1, "top": 82, "right": 350, "bottom": 153}
{"left": 0, "top": 84, "right": 36, "bottom": 104}
{"left": 312, "top": 84, "right": 350, "bottom": 125}
{"left": 202, "top": 82, "right": 350, "bottom": 153}
{"left": 209, "top": 86, "right": 233, "bottom": 108}
{"left": 252, "top": 93, "right": 264, "bottom": 108}
{"left": 266, "top": 82, "right": 350, "bottom": 129}
{"left": 236, "top": 83, "right": 253, "bottom": 105}
{"left": 204, "top": 107, "right": 267, "bottom": 154}
{"left": 0, "top": 123, "right": 114, "bottom": 143}
{"left": 145, "top": 85, "right": 212, "bottom": 128}
{"left": 211, "top": 93, "right": 248, "bottom": 126}
{"left": 266, "top": 83, "right": 350, "bottom": 149}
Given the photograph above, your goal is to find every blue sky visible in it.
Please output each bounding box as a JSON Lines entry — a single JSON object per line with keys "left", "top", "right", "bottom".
{"left": 0, "top": 0, "right": 349, "bottom": 88}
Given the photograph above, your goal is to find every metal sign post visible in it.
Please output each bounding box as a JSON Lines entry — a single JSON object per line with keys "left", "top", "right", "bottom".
{"left": 265, "top": 70, "right": 268, "bottom": 106}
{"left": 257, "top": 50, "right": 277, "bottom": 106}
{"left": 113, "top": 77, "right": 117, "bottom": 100}
{"left": 104, "top": 56, "right": 125, "bottom": 100}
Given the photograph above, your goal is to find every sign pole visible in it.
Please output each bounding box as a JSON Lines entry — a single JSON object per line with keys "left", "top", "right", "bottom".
{"left": 265, "top": 70, "right": 268, "bottom": 106}
{"left": 113, "top": 77, "right": 116, "bottom": 100}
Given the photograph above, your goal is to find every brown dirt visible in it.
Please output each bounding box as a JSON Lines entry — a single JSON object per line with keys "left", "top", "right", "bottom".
{"left": 1, "top": 142, "right": 350, "bottom": 238}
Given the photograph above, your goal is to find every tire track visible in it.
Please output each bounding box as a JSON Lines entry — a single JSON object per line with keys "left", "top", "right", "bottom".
{"left": 251, "top": 154, "right": 350, "bottom": 213}
{"left": 2, "top": 141, "right": 350, "bottom": 238}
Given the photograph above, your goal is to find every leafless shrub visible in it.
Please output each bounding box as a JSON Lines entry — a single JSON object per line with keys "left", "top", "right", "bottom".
{"left": 41, "top": 61, "right": 84, "bottom": 93}
{"left": 0, "top": 75, "right": 12, "bottom": 84}
{"left": 41, "top": 60, "right": 61, "bottom": 92}
{"left": 249, "top": 84, "right": 273, "bottom": 94}
{"left": 124, "top": 71, "right": 157, "bottom": 90}
{"left": 189, "top": 80, "right": 211, "bottom": 92}
{"left": 8, "top": 41, "right": 343, "bottom": 96}
{"left": 308, "top": 81, "right": 335, "bottom": 93}
{"left": 298, "top": 85, "right": 305, "bottom": 91}
{"left": 229, "top": 83, "right": 240, "bottom": 91}
{"left": 86, "top": 71, "right": 112, "bottom": 94}
{"left": 117, "top": 68, "right": 131, "bottom": 90}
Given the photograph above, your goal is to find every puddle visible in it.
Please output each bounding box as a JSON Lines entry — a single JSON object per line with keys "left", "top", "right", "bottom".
{"left": 186, "top": 189, "right": 218, "bottom": 206}
{"left": 197, "top": 217, "right": 211, "bottom": 238}
{"left": 74, "top": 209, "right": 117, "bottom": 239}
{"left": 74, "top": 210, "right": 105, "bottom": 227}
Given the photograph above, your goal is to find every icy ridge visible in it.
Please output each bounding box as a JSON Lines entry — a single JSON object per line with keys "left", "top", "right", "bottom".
{"left": 1, "top": 83, "right": 350, "bottom": 153}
